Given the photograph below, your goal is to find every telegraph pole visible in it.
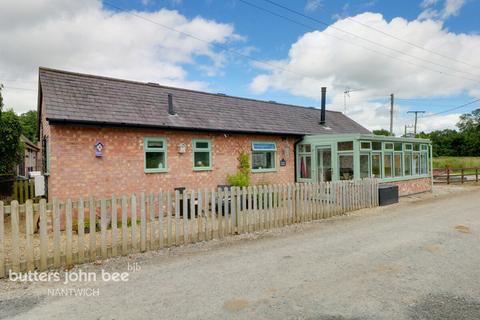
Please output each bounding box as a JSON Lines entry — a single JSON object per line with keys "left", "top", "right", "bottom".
{"left": 407, "top": 111, "right": 426, "bottom": 136}
{"left": 389, "top": 93, "right": 394, "bottom": 135}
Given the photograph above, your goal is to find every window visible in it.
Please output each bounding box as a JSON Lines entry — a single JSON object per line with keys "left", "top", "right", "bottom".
{"left": 298, "top": 144, "right": 312, "bottom": 179}
{"left": 384, "top": 142, "right": 394, "bottom": 150}
{"left": 394, "top": 152, "right": 402, "bottom": 177}
{"left": 360, "top": 141, "right": 371, "bottom": 150}
{"left": 193, "top": 139, "right": 212, "bottom": 170}
{"left": 394, "top": 143, "right": 402, "bottom": 151}
{"left": 372, "top": 141, "right": 382, "bottom": 150}
{"left": 404, "top": 143, "right": 413, "bottom": 151}
{"left": 339, "top": 154, "right": 354, "bottom": 180}
{"left": 299, "top": 155, "right": 312, "bottom": 179}
{"left": 372, "top": 153, "right": 382, "bottom": 178}
{"left": 421, "top": 152, "right": 428, "bottom": 174}
{"left": 405, "top": 153, "right": 412, "bottom": 176}
{"left": 252, "top": 142, "right": 276, "bottom": 171}
{"left": 144, "top": 138, "right": 167, "bottom": 173}
{"left": 412, "top": 153, "right": 420, "bottom": 175}
{"left": 338, "top": 141, "right": 353, "bottom": 151}
{"left": 384, "top": 153, "right": 393, "bottom": 178}
{"left": 360, "top": 153, "right": 370, "bottom": 178}
{"left": 299, "top": 144, "right": 311, "bottom": 153}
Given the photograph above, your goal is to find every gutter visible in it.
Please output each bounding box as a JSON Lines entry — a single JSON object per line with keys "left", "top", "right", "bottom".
{"left": 47, "top": 118, "right": 307, "bottom": 137}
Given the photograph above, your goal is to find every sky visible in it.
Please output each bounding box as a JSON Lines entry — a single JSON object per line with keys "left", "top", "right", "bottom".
{"left": 1, "top": 0, "right": 479, "bottom": 136}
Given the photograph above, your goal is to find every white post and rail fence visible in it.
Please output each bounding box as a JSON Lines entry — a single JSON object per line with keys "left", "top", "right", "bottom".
{"left": 0, "top": 179, "right": 379, "bottom": 278}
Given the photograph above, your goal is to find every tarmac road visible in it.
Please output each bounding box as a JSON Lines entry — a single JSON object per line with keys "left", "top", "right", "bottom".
{"left": 1, "top": 186, "right": 480, "bottom": 319}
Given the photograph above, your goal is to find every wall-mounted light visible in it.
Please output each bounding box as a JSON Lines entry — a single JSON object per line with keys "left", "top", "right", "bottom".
{"left": 178, "top": 143, "right": 186, "bottom": 154}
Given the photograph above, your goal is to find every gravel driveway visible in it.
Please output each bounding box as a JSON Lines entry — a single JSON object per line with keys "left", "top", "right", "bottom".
{"left": 1, "top": 185, "right": 480, "bottom": 320}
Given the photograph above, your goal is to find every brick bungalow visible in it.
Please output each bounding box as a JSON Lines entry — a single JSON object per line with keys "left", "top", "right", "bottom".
{"left": 37, "top": 68, "right": 432, "bottom": 200}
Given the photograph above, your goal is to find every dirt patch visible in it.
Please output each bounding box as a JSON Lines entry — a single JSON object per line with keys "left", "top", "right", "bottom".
{"left": 424, "top": 244, "right": 441, "bottom": 254}
{"left": 223, "top": 298, "right": 249, "bottom": 312}
{"left": 374, "top": 264, "right": 402, "bottom": 273}
{"left": 455, "top": 225, "right": 471, "bottom": 234}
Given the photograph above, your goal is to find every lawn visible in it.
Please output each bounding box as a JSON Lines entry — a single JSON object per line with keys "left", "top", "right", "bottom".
{"left": 433, "top": 157, "right": 480, "bottom": 173}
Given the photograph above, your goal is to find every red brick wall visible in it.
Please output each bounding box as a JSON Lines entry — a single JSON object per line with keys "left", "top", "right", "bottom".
{"left": 385, "top": 177, "right": 432, "bottom": 196}
{"left": 48, "top": 124, "right": 298, "bottom": 201}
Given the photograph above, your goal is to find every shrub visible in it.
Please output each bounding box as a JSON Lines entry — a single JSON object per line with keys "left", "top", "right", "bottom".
{"left": 227, "top": 152, "right": 250, "bottom": 187}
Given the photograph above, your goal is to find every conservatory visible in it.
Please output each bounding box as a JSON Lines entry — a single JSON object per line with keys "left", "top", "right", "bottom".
{"left": 296, "top": 134, "right": 433, "bottom": 194}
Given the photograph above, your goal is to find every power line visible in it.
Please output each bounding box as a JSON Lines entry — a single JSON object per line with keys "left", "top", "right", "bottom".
{"left": 257, "top": 0, "right": 480, "bottom": 83}
{"left": 345, "top": 16, "right": 480, "bottom": 70}
{"left": 239, "top": 1, "right": 480, "bottom": 86}
{"left": 426, "top": 98, "right": 480, "bottom": 116}
{"left": 102, "top": 1, "right": 330, "bottom": 88}
{"left": 0, "top": 85, "right": 36, "bottom": 92}
{"left": 240, "top": 0, "right": 480, "bottom": 84}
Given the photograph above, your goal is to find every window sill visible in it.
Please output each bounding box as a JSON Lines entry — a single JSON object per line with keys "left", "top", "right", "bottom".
{"left": 193, "top": 167, "right": 212, "bottom": 172}
{"left": 144, "top": 169, "right": 168, "bottom": 174}
{"left": 251, "top": 168, "right": 277, "bottom": 173}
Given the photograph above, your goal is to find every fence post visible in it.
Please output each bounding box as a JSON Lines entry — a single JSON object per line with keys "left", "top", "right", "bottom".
{"left": 39, "top": 199, "right": 48, "bottom": 269}
{"left": 53, "top": 199, "right": 61, "bottom": 267}
{"left": 158, "top": 192, "right": 164, "bottom": 248}
{"left": 121, "top": 196, "right": 128, "bottom": 254}
{"left": 461, "top": 169, "right": 464, "bottom": 184}
{"left": 476, "top": 169, "right": 478, "bottom": 183}
{"left": 149, "top": 193, "right": 156, "bottom": 250}
{"left": 11, "top": 201, "right": 20, "bottom": 272}
{"left": 140, "top": 193, "right": 147, "bottom": 252}
{"left": 66, "top": 199, "right": 73, "bottom": 265}
{"left": 89, "top": 197, "right": 97, "bottom": 261}
{"left": 447, "top": 168, "right": 450, "bottom": 184}
{"left": 0, "top": 201, "right": 4, "bottom": 278}
{"left": 78, "top": 198, "right": 85, "bottom": 264}
{"left": 112, "top": 195, "right": 118, "bottom": 256}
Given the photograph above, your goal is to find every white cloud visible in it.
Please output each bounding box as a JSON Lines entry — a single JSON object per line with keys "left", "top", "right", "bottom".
{"left": 249, "top": 12, "right": 480, "bottom": 134}
{"left": 0, "top": 0, "right": 241, "bottom": 113}
{"left": 305, "top": 0, "right": 321, "bottom": 12}
{"left": 418, "top": 0, "right": 466, "bottom": 20}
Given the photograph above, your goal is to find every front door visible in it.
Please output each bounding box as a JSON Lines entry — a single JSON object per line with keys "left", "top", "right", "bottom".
{"left": 316, "top": 146, "right": 332, "bottom": 182}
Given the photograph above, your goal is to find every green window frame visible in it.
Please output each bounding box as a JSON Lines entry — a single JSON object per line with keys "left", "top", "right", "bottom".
{"left": 144, "top": 137, "right": 168, "bottom": 173}
{"left": 298, "top": 144, "right": 312, "bottom": 180}
{"left": 252, "top": 142, "right": 276, "bottom": 172}
{"left": 384, "top": 142, "right": 394, "bottom": 151}
{"left": 404, "top": 143, "right": 413, "bottom": 151}
{"left": 193, "top": 139, "right": 212, "bottom": 171}
{"left": 360, "top": 152, "right": 371, "bottom": 178}
{"left": 360, "top": 141, "right": 372, "bottom": 150}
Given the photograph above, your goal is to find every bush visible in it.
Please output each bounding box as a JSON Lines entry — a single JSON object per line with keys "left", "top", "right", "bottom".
{"left": 227, "top": 152, "right": 250, "bottom": 187}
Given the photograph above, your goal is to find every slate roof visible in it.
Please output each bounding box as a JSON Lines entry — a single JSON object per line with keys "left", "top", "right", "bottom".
{"left": 39, "top": 68, "right": 370, "bottom": 136}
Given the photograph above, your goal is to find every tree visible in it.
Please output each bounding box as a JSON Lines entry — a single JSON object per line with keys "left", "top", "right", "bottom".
{"left": 19, "top": 110, "right": 38, "bottom": 142}
{"left": 373, "top": 129, "right": 394, "bottom": 136}
{"left": 0, "top": 86, "right": 23, "bottom": 174}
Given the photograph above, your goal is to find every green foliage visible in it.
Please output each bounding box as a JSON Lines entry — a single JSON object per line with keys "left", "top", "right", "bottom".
{"left": 418, "top": 108, "right": 480, "bottom": 157}
{"left": 19, "top": 110, "right": 38, "bottom": 142}
{"left": 433, "top": 157, "right": 480, "bottom": 169}
{"left": 227, "top": 152, "right": 251, "bottom": 187}
{"left": 373, "top": 129, "right": 394, "bottom": 136}
{"left": 0, "top": 86, "right": 23, "bottom": 174}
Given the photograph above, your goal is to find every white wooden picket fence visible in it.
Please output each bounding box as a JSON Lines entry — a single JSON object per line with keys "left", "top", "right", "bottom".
{"left": 0, "top": 180, "right": 379, "bottom": 277}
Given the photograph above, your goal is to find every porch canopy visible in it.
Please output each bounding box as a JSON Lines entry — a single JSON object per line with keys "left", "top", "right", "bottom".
{"left": 296, "top": 134, "right": 432, "bottom": 183}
